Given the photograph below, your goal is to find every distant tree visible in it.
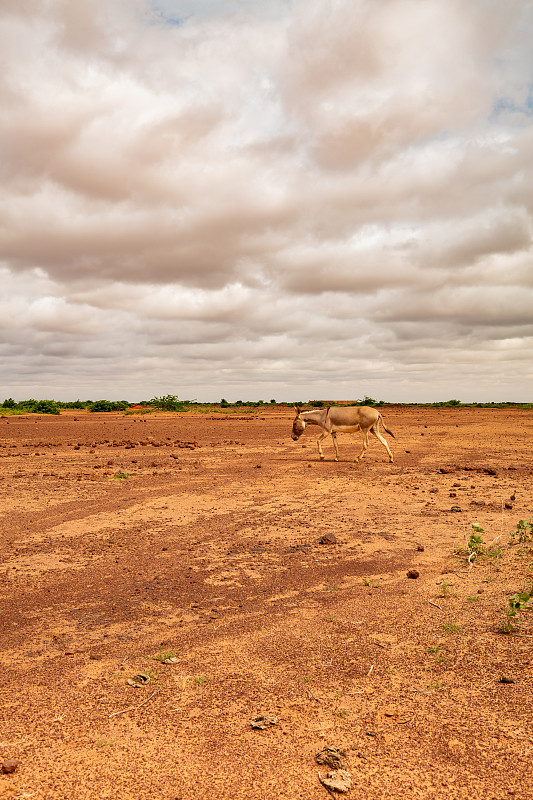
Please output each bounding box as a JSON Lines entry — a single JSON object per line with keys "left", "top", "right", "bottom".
{"left": 56, "top": 399, "right": 89, "bottom": 409}
{"left": 88, "top": 400, "right": 129, "bottom": 412}
{"left": 18, "top": 399, "right": 60, "bottom": 415}
{"left": 150, "top": 395, "right": 186, "bottom": 411}
{"left": 2, "top": 398, "right": 15, "bottom": 408}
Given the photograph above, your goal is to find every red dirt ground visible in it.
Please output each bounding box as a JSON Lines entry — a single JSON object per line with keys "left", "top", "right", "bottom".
{"left": 0, "top": 406, "right": 532, "bottom": 800}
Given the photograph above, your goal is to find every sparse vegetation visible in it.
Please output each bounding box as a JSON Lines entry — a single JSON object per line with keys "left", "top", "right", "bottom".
{"left": 500, "top": 587, "right": 532, "bottom": 634}
{"left": 455, "top": 523, "right": 501, "bottom": 564}
{"left": 151, "top": 649, "right": 178, "bottom": 663}
{"left": 509, "top": 519, "right": 533, "bottom": 545}
{"left": 149, "top": 395, "right": 189, "bottom": 412}
{"left": 442, "top": 623, "right": 462, "bottom": 634}
{"left": 88, "top": 400, "right": 129, "bottom": 412}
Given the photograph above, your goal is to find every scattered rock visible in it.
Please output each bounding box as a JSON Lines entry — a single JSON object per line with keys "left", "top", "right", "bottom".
{"left": 250, "top": 714, "right": 278, "bottom": 729}
{"left": 407, "top": 569, "right": 419, "bottom": 579}
{"left": 450, "top": 506, "right": 462, "bottom": 513}
{"left": 1, "top": 759, "right": 20, "bottom": 774}
{"left": 499, "top": 676, "right": 515, "bottom": 684}
{"left": 416, "top": 544, "right": 425, "bottom": 552}
{"left": 126, "top": 672, "right": 150, "bottom": 688}
{"left": 319, "top": 769, "right": 352, "bottom": 793}
{"left": 318, "top": 533, "right": 337, "bottom": 545}
{"left": 315, "top": 746, "right": 347, "bottom": 770}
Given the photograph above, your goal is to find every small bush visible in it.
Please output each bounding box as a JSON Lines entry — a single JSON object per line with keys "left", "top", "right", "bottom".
{"left": 509, "top": 519, "right": 533, "bottom": 545}
{"left": 150, "top": 395, "right": 188, "bottom": 412}
{"left": 88, "top": 400, "right": 129, "bottom": 412}
{"left": 17, "top": 399, "right": 60, "bottom": 415}
{"left": 501, "top": 588, "right": 532, "bottom": 634}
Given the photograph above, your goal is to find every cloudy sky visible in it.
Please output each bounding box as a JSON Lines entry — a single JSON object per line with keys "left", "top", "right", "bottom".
{"left": 1, "top": 0, "right": 533, "bottom": 403}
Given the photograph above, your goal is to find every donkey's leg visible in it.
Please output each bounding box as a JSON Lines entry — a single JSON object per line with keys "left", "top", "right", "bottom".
{"left": 355, "top": 429, "right": 370, "bottom": 462}
{"left": 370, "top": 423, "right": 394, "bottom": 463}
{"left": 331, "top": 432, "right": 340, "bottom": 462}
{"left": 316, "top": 431, "right": 329, "bottom": 460}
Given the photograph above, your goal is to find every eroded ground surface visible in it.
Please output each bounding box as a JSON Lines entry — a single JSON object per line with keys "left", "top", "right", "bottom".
{"left": 0, "top": 406, "right": 532, "bottom": 800}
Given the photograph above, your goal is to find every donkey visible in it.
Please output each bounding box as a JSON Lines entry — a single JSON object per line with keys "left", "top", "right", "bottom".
{"left": 291, "top": 405, "right": 395, "bottom": 463}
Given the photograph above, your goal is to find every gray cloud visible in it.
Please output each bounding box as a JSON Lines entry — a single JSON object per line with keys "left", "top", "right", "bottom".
{"left": 1, "top": 0, "right": 532, "bottom": 402}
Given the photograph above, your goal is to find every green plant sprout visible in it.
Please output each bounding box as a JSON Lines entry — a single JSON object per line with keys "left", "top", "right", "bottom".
{"left": 509, "top": 519, "right": 533, "bottom": 545}
{"left": 500, "top": 588, "right": 532, "bottom": 634}
{"left": 455, "top": 524, "right": 501, "bottom": 564}
{"left": 151, "top": 649, "right": 178, "bottom": 663}
{"left": 442, "top": 623, "right": 462, "bottom": 634}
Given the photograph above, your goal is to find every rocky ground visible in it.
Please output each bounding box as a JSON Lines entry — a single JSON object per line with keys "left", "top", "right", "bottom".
{"left": 0, "top": 406, "right": 532, "bottom": 800}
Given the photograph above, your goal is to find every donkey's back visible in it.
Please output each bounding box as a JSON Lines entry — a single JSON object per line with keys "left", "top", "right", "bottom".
{"left": 326, "top": 405, "right": 384, "bottom": 432}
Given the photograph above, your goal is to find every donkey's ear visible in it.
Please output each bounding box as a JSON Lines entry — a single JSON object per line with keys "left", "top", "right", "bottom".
{"left": 294, "top": 405, "right": 300, "bottom": 415}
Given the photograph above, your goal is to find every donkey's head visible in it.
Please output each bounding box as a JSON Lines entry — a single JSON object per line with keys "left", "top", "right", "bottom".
{"left": 291, "top": 406, "right": 306, "bottom": 440}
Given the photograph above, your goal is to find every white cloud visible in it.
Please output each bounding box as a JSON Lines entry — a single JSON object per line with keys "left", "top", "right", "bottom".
{"left": 1, "top": 0, "right": 532, "bottom": 402}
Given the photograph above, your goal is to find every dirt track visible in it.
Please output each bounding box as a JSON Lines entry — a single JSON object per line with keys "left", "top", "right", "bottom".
{"left": 1, "top": 406, "right": 532, "bottom": 799}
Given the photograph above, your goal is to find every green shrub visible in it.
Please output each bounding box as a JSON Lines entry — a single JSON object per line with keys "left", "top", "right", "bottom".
{"left": 150, "top": 395, "right": 187, "bottom": 412}
{"left": 88, "top": 400, "right": 129, "bottom": 412}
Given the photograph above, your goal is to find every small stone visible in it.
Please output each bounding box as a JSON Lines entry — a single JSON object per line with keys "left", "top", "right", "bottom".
{"left": 318, "top": 533, "right": 337, "bottom": 545}
{"left": 416, "top": 544, "right": 425, "bottom": 552}
{"left": 250, "top": 714, "right": 278, "bottom": 729}
{"left": 1, "top": 759, "right": 20, "bottom": 774}
{"left": 499, "top": 676, "right": 515, "bottom": 684}
{"left": 316, "top": 747, "right": 347, "bottom": 769}
{"left": 320, "top": 770, "right": 352, "bottom": 793}
{"left": 407, "top": 569, "right": 419, "bottom": 579}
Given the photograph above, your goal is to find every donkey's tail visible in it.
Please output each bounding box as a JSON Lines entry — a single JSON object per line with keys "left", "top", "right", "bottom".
{"left": 378, "top": 415, "right": 395, "bottom": 439}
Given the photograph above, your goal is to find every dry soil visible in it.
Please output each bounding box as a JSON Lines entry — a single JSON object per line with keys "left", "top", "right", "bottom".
{"left": 0, "top": 406, "right": 532, "bottom": 800}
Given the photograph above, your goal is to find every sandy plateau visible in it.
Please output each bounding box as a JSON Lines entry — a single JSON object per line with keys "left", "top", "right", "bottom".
{"left": 0, "top": 406, "right": 532, "bottom": 800}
